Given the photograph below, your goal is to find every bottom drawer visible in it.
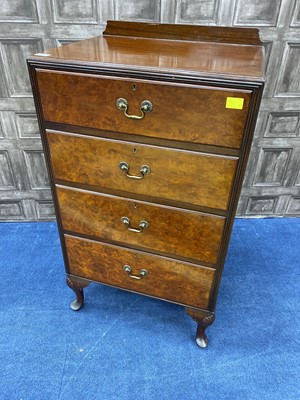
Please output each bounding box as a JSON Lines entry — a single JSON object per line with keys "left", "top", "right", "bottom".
{"left": 65, "top": 235, "right": 215, "bottom": 309}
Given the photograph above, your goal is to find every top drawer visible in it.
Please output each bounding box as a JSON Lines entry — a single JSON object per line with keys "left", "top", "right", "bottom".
{"left": 36, "top": 69, "right": 251, "bottom": 149}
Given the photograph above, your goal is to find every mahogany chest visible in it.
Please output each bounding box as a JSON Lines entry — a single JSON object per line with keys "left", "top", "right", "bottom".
{"left": 28, "top": 21, "right": 264, "bottom": 347}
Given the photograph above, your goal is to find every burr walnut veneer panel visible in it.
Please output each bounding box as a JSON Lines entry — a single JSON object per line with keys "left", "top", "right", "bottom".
{"left": 65, "top": 235, "right": 215, "bottom": 310}
{"left": 47, "top": 130, "right": 238, "bottom": 211}
{"left": 56, "top": 185, "right": 225, "bottom": 264}
{"left": 37, "top": 70, "right": 251, "bottom": 149}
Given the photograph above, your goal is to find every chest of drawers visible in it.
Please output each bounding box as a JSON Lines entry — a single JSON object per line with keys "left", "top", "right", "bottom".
{"left": 28, "top": 21, "right": 264, "bottom": 348}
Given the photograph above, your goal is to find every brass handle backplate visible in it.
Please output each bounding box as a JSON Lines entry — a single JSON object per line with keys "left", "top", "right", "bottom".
{"left": 123, "top": 265, "right": 148, "bottom": 280}
{"left": 119, "top": 161, "right": 151, "bottom": 180}
{"left": 116, "top": 98, "right": 153, "bottom": 120}
{"left": 121, "top": 216, "right": 149, "bottom": 233}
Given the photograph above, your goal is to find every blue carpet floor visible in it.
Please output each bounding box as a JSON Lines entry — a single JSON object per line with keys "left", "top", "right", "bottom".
{"left": 0, "top": 218, "right": 299, "bottom": 400}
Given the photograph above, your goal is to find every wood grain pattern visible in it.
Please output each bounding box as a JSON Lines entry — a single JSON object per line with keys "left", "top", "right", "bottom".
{"left": 43, "top": 122, "right": 241, "bottom": 157}
{"left": 31, "top": 34, "right": 264, "bottom": 81}
{"left": 65, "top": 235, "right": 215, "bottom": 309}
{"left": 56, "top": 185, "right": 225, "bottom": 264}
{"left": 103, "top": 20, "right": 263, "bottom": 45}
{"left": 47, "top": 130, "right": 238, "bottom": 211}
{"left": 37, "top": 69, "right": 251, "bottom": 149}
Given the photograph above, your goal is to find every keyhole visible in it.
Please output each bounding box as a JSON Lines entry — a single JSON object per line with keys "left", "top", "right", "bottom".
{"left": 133, "top": 147, "right": 137, "bottom": 153}
{"left": 132, "top": 83, "right": 136, "bottom": 91}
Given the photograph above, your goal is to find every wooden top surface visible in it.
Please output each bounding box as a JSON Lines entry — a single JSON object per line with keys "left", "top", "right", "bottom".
{"left": 29, "top": 21, "right": 264, "bottom": 81}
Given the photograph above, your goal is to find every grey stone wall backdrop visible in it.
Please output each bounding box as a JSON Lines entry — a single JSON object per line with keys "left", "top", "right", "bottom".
{"left": 0, "top": 0, "right": 299, "bottom": 220}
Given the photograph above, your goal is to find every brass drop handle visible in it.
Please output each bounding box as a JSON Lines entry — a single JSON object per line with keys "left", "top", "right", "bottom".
{"left": 119, "top": 161, "right": 151, "bottom": 180}
{"left": 116, "top": 98, "right": 153, "bottom": 120}
{"left": 123, "top": 265, "right": 148, "bottom": 280}
{"left": 121, "top": 217, "right": 149, "bottom": 233}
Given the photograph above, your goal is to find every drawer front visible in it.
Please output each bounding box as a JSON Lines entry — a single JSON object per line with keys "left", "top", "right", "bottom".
{"left": 65, "top": 235, "right": 215, "bottom": 309}
{"left": 47, "top": 131, "right": 237, "bottom": 211}
{"left": 37, "top": 69, "right": 251, "bottom": 149}
{"left": 57, "top": 185, "right": 225, "bottom": 264}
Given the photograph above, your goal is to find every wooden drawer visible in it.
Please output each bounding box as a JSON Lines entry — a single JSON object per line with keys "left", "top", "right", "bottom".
{"left": 65, "top": 235, "right": 215, "bottom": 309}
{"left": 37, "top": 69, "right": 251, "bottom": 149}
{"left": 47, "top": 130, "right": 237, "bottom": 211}
{"left": 57, "top": 185, "right": 225, "bottom": 264}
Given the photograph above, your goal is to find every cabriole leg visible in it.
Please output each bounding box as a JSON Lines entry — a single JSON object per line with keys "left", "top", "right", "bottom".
{"left": 185, "top": 307, "right": 215, "bottom": 348}
{"left": 66, "top": 276, "right": 90, "bottom": 311}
